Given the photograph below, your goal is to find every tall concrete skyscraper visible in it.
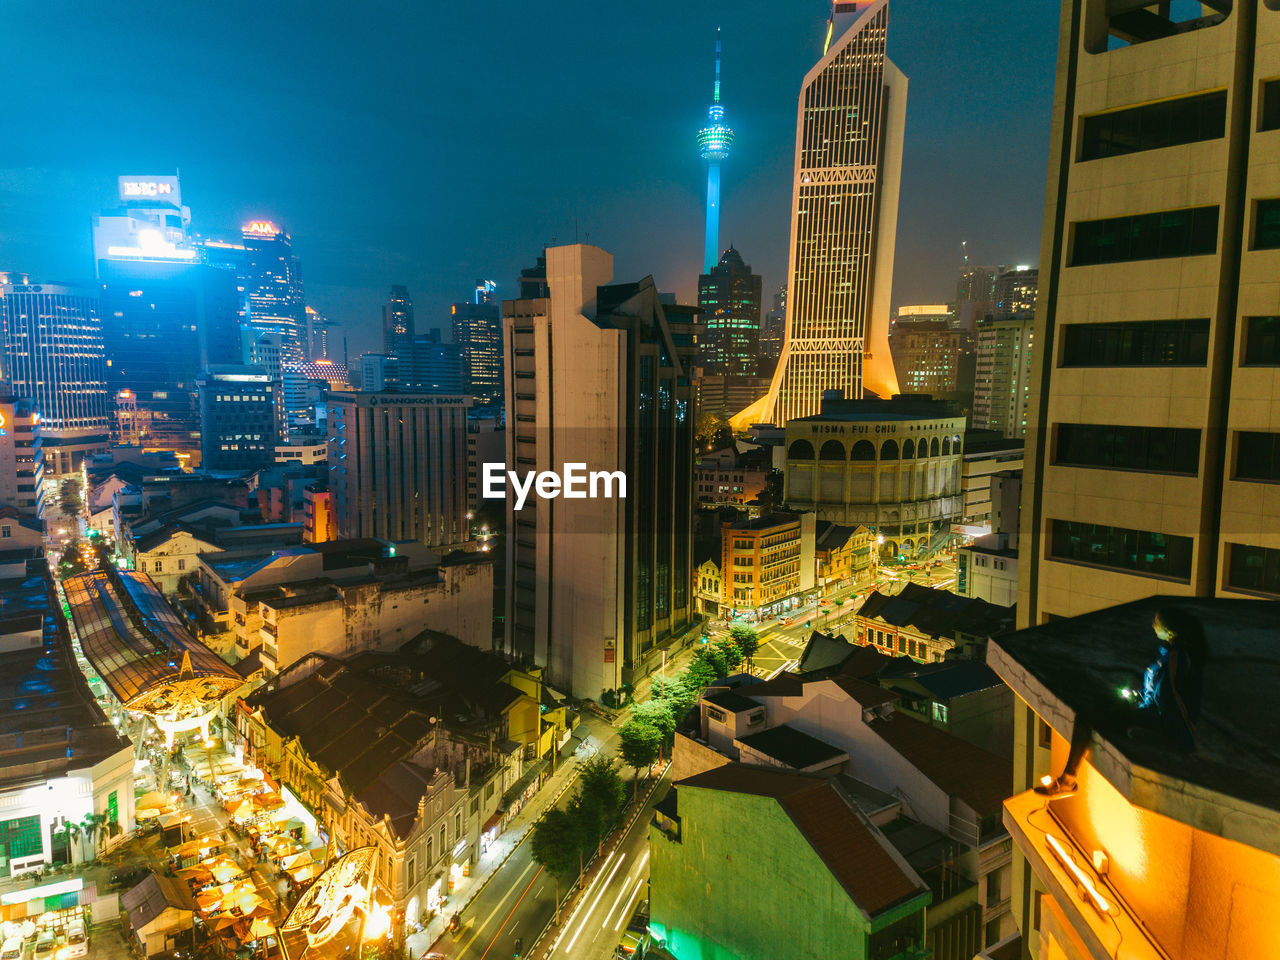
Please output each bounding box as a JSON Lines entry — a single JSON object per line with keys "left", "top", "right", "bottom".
{"left": 738, "top": 0, "right": 905, "bottom": 428}
{"left": 1018, "top": 0, "right": 1278, "bottom": 630}
{"left": 698, "top": 30, "right": 734, "bottom": 273}
{"left": 696, "top": 246, "right": 762, "bottom": 377}
{"left": 382, "top": 284, "right": 414, "bottom": 356}
{"left": 502, "top": 245, "right": 698, "bottom": 698}
{"left": 240, "top": 221, "right": 305, "bottom": 362}
{"left": 452, "top": 298, "right": 503, "bottom": 405}
{"left": 0, "top": 278, "right": 110, "bottom": 475}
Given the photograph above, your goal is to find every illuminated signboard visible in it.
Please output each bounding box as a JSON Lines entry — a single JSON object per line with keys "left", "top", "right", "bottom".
{"left": 118, "top": 176, "right": 181, "bottom": 205}
{"left": 243, "top": 220, "right": 280, "bottom": 236}
{"left": 280, "top": 846, "right": 376, "bottom": 955}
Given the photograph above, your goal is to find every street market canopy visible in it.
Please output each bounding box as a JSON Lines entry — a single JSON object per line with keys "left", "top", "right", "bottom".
{"left": 65, "top": 570, "right": 240, "bottom": 721}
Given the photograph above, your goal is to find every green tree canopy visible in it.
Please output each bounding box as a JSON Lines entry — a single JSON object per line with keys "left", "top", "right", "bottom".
{"left": 575, "top": 754, "right": 626, "bottom": 852}
{"left": 727, "top": 626, "right": 761, "bottom": 665}
{"left": 713, "top": 636, "right": 744, "bottom": 672}
{"left": 652, "top": 675, "right": 699, "bottom": 725}
{"left": 617, "top": 720, "right": 663, "bottom": 797}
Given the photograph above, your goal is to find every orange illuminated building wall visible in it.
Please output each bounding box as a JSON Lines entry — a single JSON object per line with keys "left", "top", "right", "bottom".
{"left": 303, "top": 486, "right": 336, "bottom": 543}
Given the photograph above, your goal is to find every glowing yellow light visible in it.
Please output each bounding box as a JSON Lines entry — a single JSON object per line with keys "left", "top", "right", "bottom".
{"left": 364, "top": 902, "right": 392, "bottom": 940}
{"left": 1040, "top": 775, "right": 1053, "bottom": 787}
{"left": 1046, "top": 832, "right": 1112, "bottom": 914}
{"left": 243, "top": 220, "right": 278, "bottom": 236}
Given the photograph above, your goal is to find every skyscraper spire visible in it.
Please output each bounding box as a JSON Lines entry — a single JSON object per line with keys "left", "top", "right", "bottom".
{"left": 698, "top": 28, "right": 734, "bottom": 273}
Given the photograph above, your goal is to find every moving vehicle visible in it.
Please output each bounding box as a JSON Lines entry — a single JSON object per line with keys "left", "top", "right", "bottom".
{"left": 616, "top": 901, "right": 650, "bottom": 958}
{"left": 65, "top": 919, "right": 88, "bottom": 959}
{"left": 1, "top": 936, "right": 23, "bottom": 960}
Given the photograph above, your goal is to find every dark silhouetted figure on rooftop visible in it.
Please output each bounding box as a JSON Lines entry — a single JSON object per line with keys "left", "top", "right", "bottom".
{"left": 1036, "top": 606, "right": 1206, "bottom": 798}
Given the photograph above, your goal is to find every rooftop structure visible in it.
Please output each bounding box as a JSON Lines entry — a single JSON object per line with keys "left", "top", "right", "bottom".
{"left": 64, "top": 568, "right": 240, "bottom": 745}
{"left": 988, "top": 596, "right": 1280, "bottom": 960}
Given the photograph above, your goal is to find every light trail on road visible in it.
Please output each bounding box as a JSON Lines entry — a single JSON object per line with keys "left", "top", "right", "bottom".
{"left": 563, "top": 852, "right": 628, "bottom": 952}
{"left": 476, "top": 864, "right": 542, "bottom": 960}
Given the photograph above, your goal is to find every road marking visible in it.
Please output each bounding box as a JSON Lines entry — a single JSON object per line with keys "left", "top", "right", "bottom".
{"left": 563, "top": 853, "right": 627, "bottom": 952}
{"left": 615, "top": 876, "right": 645, "bottom": 931}
{"left": 555, "top": 850, "right": 617, "bottom": 947}
{"left": 604, "top": 850, "right": 649, "bottom": 931}
{"left": 460, "top": 857, "right": 538, "bottom": 952}
{"left": 764, "top": 658, "right": 799, "bottom": 679}
{"left": 477, "top": 864, "right": 542, "bottom": 960}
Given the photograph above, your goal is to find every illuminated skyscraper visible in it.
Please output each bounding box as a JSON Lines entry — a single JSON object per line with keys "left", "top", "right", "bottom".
{"left": 240, "top": 221, "right": 305, "bottom": 362}
{"left": 737, "top": 0, "right": 905, "bottom": 427}
{"left": 0, "top": 278, "right": 110, "bottom": 475}
{"left": 698, "top": 30, "right": 734, "bottom": 274}
{"left": 452, "top": 299, "right": 503, "bottom": 405}
{"left": 382, "top": 284, "right": 414, "bottom": 356}
{"left": 696, "top": 246, "right": 761, "bottom": 377}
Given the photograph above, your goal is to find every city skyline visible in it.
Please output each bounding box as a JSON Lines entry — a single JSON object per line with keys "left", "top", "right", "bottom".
{"left": 1, "top": 0, "right": 1055, "bottom": 357}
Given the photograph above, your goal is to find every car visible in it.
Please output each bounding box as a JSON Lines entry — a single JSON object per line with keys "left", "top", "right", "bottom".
{"left": 778, "top": 616, "right": 792, "bottom": 625}
{"left": 0, "top": 936, "right": 22, "bottom": 960}
{"left": 33, "top": 932, "right": 55, "bottom": 960}
{"left": 64, "top": 920, "right": 87, "bottom": 959}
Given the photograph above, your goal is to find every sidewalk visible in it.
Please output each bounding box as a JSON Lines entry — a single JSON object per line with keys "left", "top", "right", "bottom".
{"left": 405, "top": 724, "right": 614, "bottom": 959}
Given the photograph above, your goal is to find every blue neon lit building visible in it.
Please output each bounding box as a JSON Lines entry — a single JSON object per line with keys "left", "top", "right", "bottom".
{"left": 698, "top": 29, "right": 734, "bottom": 274}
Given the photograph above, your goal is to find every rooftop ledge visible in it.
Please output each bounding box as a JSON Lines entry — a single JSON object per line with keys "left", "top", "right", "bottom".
{"left": 987, "top": 596, "right": 1280, "bottom": 856}
{"left": 1005, "top": 789, "right": 1161, "bottom": 960}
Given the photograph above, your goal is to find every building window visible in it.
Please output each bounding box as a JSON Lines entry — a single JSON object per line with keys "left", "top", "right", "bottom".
{"left": 1090, "top": 0, "right": 1229, "bottom": 53}
{"left": 1038, "top": 718, "right": 1052, "bottom": 748}
{"left": 898, "top": 637, "right": 906, "bottom": 653}
{"left": 932, "top": 702, "right": 949, "bottom": 723}
{"left": 1079, "top": 89, "right": 1226, "bottom": 161}
{"left": 0, "top": 815, "right": 43, "bottom": 859}
{"left": 0, "top": 526, "right": 8, "bottom": 539}
{"left": 153, "top": 560, "right": 163, "bottom": 573}
{"left": 1263, "top": 80, "right": 1280, "bottom": 132}
{"left": 1243, "top": 316, "right": 1280, "bottom": 366}
{"left": 1055, "top": 423, "right": 1201, "bottom": 474}
{"left": 1050, "top": 519, "right": 1193, "bottom": 580}
{"left": 426, "top": 837, "right": 433, "bottom": 865}
{"left": 1060, "top": 318, "right": 1209, "bottom": 367}
{"left": 178, "top": 559, "right": 186, "bottom": 571}
{"left": 1227, "top": 544, "right": 1280, "bottom": 596}
{"left": 408, "top": 857, "right": 416, "bottom": 888}
{"left": 1070, "top": 206, "right": 1218, "bottom": 266}
{"left": 1256, "top": 198, "right": 1280, "bottom": 249}
{"left": 1235, "top": 432, "right": 1280, "bottom": 482}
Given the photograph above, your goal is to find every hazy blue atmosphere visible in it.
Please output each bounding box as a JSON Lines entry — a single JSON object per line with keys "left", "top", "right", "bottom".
{"left": 0, "top": 0, "right": 1058, "bottom": 355}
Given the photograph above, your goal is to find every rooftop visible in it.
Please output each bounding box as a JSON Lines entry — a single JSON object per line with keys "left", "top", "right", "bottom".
{"left": 987, "top": 596, "right": 1280, "bottom": 848}
{"left": 866, "top": 712, "right": 1012, "bottom": 817}
{"left": 703, "top": 689, "right": 762, "bottom": 713}
{"left": 794, "top": 394, "right": 962, "bottom": 424}
{"left": 676, "top": 764, "right": 928, "bottom": 918}
{"left": 857, "top": 582, "right": 1015, "bottom": 640}
{"left": 737, "top": 724, "right": 848, "bottom": 770}
{"left": 879, "top": 658, "right": 1006, "bottom": 701}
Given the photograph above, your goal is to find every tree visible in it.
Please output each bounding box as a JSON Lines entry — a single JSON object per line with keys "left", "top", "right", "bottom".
{"left": 728, "top": 626, "right": 761, "bottom": 670}
{"left": 683, "top": 651, "right": 720, "bottom": 691}
{"left": 618, "top": 720, "right": 662, "bottom": 799}
{"left": 531, "top": 808, "right": 586, "bottom": 920}
{"left": 652, "top": 675, "right": 698, "bottom": 727}
{"left": 630, "top": 700, "right": 677, "bottom": 762}
{"left": 58, "top": 541, "right": 88, "bottom": 578}
{"left": 573, "top": 755, "right": 625, "bottom": 867}
{"left": 713, "top": 636, "right": 744, "bottom": 673}
{"left": 695, "top": 410, "right": 733, "bottom": 450}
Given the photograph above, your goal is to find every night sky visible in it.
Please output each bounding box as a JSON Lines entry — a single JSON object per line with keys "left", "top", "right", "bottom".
{"left": 1, "top": 0, "right": 1058, "bottom": 356}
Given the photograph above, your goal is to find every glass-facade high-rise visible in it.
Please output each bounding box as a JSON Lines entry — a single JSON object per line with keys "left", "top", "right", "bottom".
{"left": 0, "top": 278, "right": 110, "bottom": 475}
{"left": 99, "top": 259, "right": 241, "bottom": 453}
{"left": 696, "top": 246, "right": 762, "bottom": 378}
{"left": 382, "top": 285, "right": 414, "bottom": 356}
{"left": 240, "top": 221, "right": 305, "bottom": 363}
{"left": 744, "top": 0, "right": 906, "bottom": 427}
{"left": 452, "top": 299, "right": 503, "bottom": 405}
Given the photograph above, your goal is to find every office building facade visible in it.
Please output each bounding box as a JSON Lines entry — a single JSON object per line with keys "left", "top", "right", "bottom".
{"left": 452, "top": 300, "right": 503, "bottom": 405}
{"left": 744, "top": 0, "right": 905, "bottom": 426}
{"left": 0, "top": 279, "right": 110, "bottom": 475}
{"left": 502, "top": 244, "right": 698, "bottom": 697}
{"left": 382, "top": 285, "right": 414, "bottom": 357}
{"left": 240, "top": 221, "right": 305, "bottom": 362}
{"left": 98, "top": 258, "right": 241, "bottom": 452}
{"left": 0, "top": 396, "right": 44, "bottom": 517}
{"left": 401, "top": 331, "right": 465, "bottom": 395}
{"left": 327, "top": 392, "right": 470, "bottom": 548}
{"left": 888, "top": 317, "right": 973, "bottom": 405}
{"left": 197, "top": 366, "right": 277, "bottom": 473}
{"left": 758, "top": 284, "right": 786, "bottom": 376}
{"left": 696, "top": 246, "right": 762, "bottom": 378}
{"left": 1019, "top": 0, "right": 1280, "bottom": 625}
{"left": 972, "top": 315, "right": 1034, "bottom": 438}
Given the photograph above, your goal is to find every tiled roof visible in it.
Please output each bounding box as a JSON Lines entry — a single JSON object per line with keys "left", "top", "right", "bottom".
{"left": 879, "top": 658, "right": 1005, "bottom": 701}
{"left": 857, "top": 582, "right": 1014, "bottom": 639}
{"left": 867, "top": 712, "right": 1012, "bottom": 816}
{"left": 828, "top": 675, "right": 898, "bottom": 708}
{"left": 704, "top": 690, "right": 761, "bottom": 713}
{"left": 677, "top": 765, "right": 927, "bottom": 917}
